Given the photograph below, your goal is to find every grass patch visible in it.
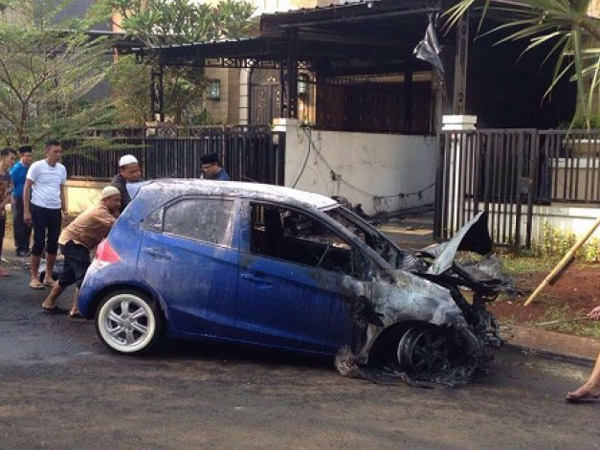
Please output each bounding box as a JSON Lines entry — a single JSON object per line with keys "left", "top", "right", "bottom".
{"left": 500, "top": 254, "right": 559, "bottom": 275}
{"left": 526, "top": 305, "right": 600, "bottom": 339}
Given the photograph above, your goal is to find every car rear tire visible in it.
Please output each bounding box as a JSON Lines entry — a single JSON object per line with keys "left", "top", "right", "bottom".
{"left": 95, "top": 290, "right": 164, "bottom": 355}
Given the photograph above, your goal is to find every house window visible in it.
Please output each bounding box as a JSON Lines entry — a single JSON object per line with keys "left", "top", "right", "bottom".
{"left": 206, "top": 79, "right": 220, "bottom": 101}
{"left": 298, "top": 73, "right": 308, "bottom": 97}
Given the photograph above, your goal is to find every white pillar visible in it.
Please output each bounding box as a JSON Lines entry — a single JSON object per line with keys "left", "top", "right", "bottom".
{"left": 442, "top": 115, "right": 477, "bottom": 234}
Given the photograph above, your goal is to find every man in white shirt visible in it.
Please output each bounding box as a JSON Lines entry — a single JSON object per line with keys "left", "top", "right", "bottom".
{"left": 23, "top": 140, "right": 67, "bottom": 289}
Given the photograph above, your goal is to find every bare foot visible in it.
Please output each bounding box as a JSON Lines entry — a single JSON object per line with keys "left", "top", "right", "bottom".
{"left": 41, "top": 300, "right": 55, "bottom": 310}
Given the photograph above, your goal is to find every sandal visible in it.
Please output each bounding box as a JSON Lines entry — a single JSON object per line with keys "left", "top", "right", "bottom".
{"left": 43, "top": 278, "right": 56, "bottom": 287}
{"left": 565, "top": 391, "right": 600, "bottom": 403}
{"left": 69, "top": 311, "right": 84, "bottom": 319}
{"left": 29, "top": 279, "right": 44, "bottom": 290}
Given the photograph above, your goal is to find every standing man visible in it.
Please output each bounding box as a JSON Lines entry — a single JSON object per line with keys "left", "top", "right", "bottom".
{"left": 200, "top": 153, "right": 230, "bottom": 180}
{"left": 111, "top": 154, "right": 142, "bottom": 212}
{"left": 0, "top": 147, "right": 17, "bottom": 277}
{"left": 23, "top": 140, "right": 67, "bottom": 290}
{"left": 41, "top": 186, "right": 121, "bottom": 317}
{"left": 10, "top": 145, "right": 33, "bottom": 257}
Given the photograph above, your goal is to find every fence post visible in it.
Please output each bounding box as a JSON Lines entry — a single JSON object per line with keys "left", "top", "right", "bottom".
{"left": 525, "top": 129, "right": 539, "bottom": 250}
{"left": 433, "top": 132, "right": 445, "bottom": 240}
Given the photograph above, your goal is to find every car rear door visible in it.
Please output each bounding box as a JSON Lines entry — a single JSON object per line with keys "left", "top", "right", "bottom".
{"left": 137, "top": 196, "right": 240, "bottom": 337}
{"left": 234, "top": 201, "right": 356, "bottom": 354}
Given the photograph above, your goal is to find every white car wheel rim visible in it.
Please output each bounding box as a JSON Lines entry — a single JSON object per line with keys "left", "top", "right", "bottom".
{"left": 98, "top": 294, "right": 156, "bottom": 353}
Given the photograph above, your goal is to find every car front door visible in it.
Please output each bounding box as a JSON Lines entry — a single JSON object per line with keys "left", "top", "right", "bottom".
{"left": 234, "top": 201, "right": 357, "bottom": 354}
{"left": 137, "top": 196, "right": 240, "bottom": 337}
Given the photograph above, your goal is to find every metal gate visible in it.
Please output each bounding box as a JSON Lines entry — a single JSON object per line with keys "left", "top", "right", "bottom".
{"left": 249, "top": 68, "right": 281, "bottom": 126}
{"left": 63, "top": 127, "right": 285, "bottom": 186}
{"left": 434, "top": 129, "right": 537, "bottom": 249}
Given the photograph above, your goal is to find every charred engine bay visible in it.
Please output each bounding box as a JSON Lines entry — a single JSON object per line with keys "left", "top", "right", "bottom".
{"left": 337, "top": 212, "right": 510, "bottom": 387}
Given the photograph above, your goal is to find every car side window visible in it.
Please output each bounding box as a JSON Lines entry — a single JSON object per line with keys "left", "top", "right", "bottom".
{"left": 163, "top": 198, "right": 235, "bottom": 247}
{"left": 143, "top": 208, "right": 163, "bottom": 232}
{"left": 250, "top": 203, "right": 355, "bottom": 275}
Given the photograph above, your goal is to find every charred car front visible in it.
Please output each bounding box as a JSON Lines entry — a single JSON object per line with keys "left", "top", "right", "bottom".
{"left": 78, "top": 180, "right": 503, "bottom": 385}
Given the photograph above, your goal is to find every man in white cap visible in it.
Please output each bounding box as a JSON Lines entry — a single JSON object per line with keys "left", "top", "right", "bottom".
{"left": 111, "top": 154, "right": 142, "bottom": 212}
{"left": 41, "top": 186, "right": 121, "bottom": 317}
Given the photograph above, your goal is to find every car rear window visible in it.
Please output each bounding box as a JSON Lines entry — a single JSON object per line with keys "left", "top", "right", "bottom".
{"left": 163, "top": 197, "right": 235, "bottom": 247}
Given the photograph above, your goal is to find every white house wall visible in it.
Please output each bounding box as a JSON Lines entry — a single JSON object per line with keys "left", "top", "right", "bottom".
{"left": 530, "top": 205, "right": 600, "bottom": 242}
{"left": 455, "top": 200, "right": 600, "bottom": 247}
{"left": 283, "top": 125, "right": 436, "bottom": 216}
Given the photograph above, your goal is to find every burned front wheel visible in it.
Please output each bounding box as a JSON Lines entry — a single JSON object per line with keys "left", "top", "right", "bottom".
{"left": 392, "top": 324, "right": 482, "bottom": 385}
{"left": 396, "top": 325, "right": 449, "bottom": 374}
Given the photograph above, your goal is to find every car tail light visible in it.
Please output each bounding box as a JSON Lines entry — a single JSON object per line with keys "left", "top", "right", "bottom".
{"left": 94, "top": 239, "right": 120, "bottom": 267}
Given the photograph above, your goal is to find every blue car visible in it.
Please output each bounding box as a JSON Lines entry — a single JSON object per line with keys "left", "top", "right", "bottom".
{"left": 78, "top": 180, "right": 502, "bottom": 383}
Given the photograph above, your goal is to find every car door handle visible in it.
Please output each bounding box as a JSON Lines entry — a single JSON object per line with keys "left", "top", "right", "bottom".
{"left": 142, "top": 247, "right": 172, "bottom": 260}
{"left": 241, "top": 273, "right": 273, "bottom": 287}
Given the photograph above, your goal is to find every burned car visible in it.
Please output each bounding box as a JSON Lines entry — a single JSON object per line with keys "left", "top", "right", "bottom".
{"left": 78, "top": 180, "right": 504, "bottom": 385}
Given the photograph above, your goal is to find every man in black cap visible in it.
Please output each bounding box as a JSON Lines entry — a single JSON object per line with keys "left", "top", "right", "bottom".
{"left": 200, "top": 153, "right": 230, "bottom": 181}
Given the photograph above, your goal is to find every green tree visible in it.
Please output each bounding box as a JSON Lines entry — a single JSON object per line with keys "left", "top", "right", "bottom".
{"left": 0, "top": 0, "right": 115, "bottom": 146}
{"left": 446, "top": 0, "right": 600, "bottom": 127}
{"left": 107, "top": 54, "right": 150, "bottom": 126}
{"left": 100, "top": 0, "right": 255, "bottom": 126}
{"left": 108, "top": 55, "right": 214, "bottom": 126}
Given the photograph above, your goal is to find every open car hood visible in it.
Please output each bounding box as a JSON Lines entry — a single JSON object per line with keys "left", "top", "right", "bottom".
{"left": 422, "top": 212, "right": 492, "bottom": 276}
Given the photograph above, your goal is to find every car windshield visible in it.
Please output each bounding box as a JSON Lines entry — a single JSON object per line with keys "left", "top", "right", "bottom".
{"left": 324, "top": 206, "right": 406, "bottom": 268}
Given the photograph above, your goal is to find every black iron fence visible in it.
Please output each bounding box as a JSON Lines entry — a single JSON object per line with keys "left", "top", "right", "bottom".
{"left": 63, "top": 126, "right": 285, "bottom": 186}
{"left": 434, "top": 129, "right": 600, "bottom": 249}
{"left": 539, "top": 130, "right": 600, "bottom": 203}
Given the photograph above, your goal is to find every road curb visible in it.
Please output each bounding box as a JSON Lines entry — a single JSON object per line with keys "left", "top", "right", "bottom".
{"left": 500, "top": 324, "right": 600, "bottom": 364}
{"left": 504, "top": 343, "right": 595, "bottom": 366}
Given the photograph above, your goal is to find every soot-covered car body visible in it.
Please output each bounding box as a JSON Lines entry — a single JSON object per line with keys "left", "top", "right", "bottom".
{"left": 78, "top": 180, "right": 503, "bottom": 385}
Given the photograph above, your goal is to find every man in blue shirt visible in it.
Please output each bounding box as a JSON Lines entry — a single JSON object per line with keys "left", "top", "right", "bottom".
{"left": 10, "top": 145, "right": 33, "bottom": 256}
{"left": 200, "top": 153, "right": 230, "bottom": 181}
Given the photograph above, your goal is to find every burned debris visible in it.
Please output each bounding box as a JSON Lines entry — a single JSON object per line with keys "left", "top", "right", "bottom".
{"left": 330, "top": 211, "right": 505, "bottom": 386}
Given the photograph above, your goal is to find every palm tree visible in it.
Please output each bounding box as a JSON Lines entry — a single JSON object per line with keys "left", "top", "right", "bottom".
{"left": 445, "top": 0, "right": 600, "bottom": 127}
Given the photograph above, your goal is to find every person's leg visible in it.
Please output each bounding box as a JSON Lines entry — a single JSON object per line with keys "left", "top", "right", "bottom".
{"left": 12, "top": 198, "right": 19, "bottom": 251}
{"left": 23, "top": 199, "right": 31, "bottom": 254}
{"left": 568, "top": 351, "right": 600, "bottom": 399}
{"left": 68, "top": 244, "right": 90, "bottom": 317}
{"left": 41, "top": 282, "right": 67, "bottom": 309}
{"left": 69, "top": 288, "right": 81, "bottom": 317}
{"left": 13, "top": 197, "right": 28, "bottom": 254}
{"left": 44, "top": 253, "right": 56, "bottom": 285}
{"left": 43, "top": 243, "right": 73, "bottom": 310}
{"left": 0, "top": 216, "right": 6, "bottom": 276}
{"left": 43, "top": 208, "right": 61, "bottom": 285}
{"left": 30, "top": 204, "right": 47, "bottom": 288}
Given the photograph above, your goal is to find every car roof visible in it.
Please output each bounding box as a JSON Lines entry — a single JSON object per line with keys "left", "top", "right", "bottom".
{"left": 136, "top": 179, "right": 339, "bottom": 209}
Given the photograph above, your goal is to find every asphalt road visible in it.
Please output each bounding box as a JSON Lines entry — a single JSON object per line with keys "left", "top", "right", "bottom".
{"left": 1, "top": 265, "right": 600, "bottom": 449}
